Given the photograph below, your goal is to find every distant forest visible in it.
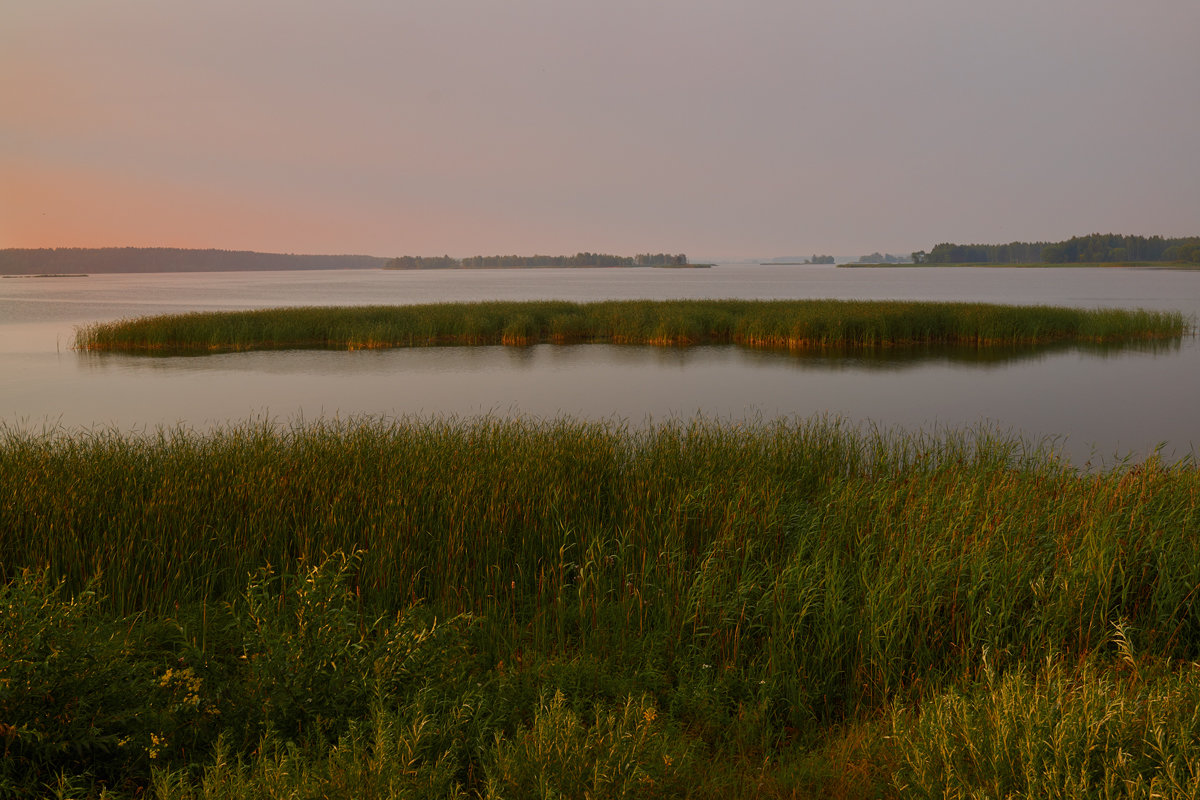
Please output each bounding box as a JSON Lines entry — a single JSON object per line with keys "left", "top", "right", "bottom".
{"left": 385, "top": 252, "right": 689, "bottom": 269}
{"left": 0, "top": 248, "right": 389, "bottom": 275}
{"left": 857, "top": 252, "right": 908, "bottom": 264}
{"left": 915, "top": 234, "right": 1200, "bottom": 265}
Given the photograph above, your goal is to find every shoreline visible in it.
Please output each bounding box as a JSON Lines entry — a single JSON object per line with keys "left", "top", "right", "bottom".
{"left": 1, "top": 272, "right": 88, "bottom": 278}
{"left": 840, "top": 261, "right": 1199, "bottom": 269}
{"left": 382, "top": 263, "right": 713, "bottom": 270}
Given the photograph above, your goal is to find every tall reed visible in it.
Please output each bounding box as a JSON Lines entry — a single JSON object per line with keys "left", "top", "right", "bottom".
{"left": 891, "top": 655, "right": 1200, "bottom": 798}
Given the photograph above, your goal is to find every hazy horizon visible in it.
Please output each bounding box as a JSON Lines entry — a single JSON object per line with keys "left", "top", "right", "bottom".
{"left": 3, "top": 1, "right": 1198, "bottom": 261}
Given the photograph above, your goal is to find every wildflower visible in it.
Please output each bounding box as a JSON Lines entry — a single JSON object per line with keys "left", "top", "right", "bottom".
{"left": 148, "top": 732, "right": 165, "bottom": 759}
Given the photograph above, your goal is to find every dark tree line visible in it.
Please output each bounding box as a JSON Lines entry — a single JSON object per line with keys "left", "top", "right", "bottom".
{"left": 918, "top": 234, "right": 1200, "bottom": 265}
{"left": 0, "top": 248, "right": 389, "bottom": 275}
{"left": 1042, "top": 234, "right": 1200, "bottom": 264}
{"left": 385, "top": 252, "right": 689, "bottom": 269}
{"left": 918, "top": 241, "right": 1047, "bottom": 264}
{"left": 383, "top": 255, "right": 460, "bottom": 270}
{"left": 857, "top": 252, "right": 909, "bottom": 264}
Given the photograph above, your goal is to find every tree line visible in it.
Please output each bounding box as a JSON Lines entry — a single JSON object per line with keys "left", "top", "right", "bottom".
{"left": 384, "top": 252, "right": 689, "bottom": 269}
{"left": 857, "top": 252, "right": 909, "bottom": 264}
{"left": 914, "top": 234, "right": 1200, "bottom": 265}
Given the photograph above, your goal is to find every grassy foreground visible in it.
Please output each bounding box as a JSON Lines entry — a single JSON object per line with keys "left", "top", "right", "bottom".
{"left": 74, "top": 299, "right": 1190, "bottom": 353}
{"left": 3, "top": 417, "right": 1200, "bottom": 798}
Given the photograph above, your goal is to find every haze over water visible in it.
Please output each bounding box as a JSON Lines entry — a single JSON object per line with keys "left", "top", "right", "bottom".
{"left": 3, "top": 264, "right": 1198, "bottom": 467}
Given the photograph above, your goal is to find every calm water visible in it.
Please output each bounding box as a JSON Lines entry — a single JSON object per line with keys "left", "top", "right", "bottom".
{"left": 3, "top": 264, "right": 1198, "bottom": 465}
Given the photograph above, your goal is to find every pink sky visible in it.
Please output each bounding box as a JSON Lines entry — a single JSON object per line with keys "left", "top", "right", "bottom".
{"left": 3, "top": 0, "right": 1198, "bottom": 260}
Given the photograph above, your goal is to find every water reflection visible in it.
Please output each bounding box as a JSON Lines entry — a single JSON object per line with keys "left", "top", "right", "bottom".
{"left": 759, "top": 337, "right": 1185, "bottom": 370}
{"left": 78, "top": 335, "right": 1186, "bottom": 376}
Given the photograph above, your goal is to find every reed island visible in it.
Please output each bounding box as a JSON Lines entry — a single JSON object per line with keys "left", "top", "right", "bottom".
{"left": 74, "top": 298, "right": 1191, "bottom": 354}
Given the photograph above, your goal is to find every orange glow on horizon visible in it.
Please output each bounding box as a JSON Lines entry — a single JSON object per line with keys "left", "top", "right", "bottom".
{"left": 1, "top": 161, "right": 458, "bottom": 256}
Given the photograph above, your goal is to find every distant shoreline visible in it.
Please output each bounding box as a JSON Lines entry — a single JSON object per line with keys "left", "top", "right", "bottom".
{"left": 383, "top": 263, "right": 713, "bottom": 271}
{"left": 0, "top": 247, "right": 389, "bottom": 276}
{"left": 1, "top": 248, "right": 707, "bottom": 275}
{"left": 383, "top": 252, "right": 699, "bottom": 270}
{"left": 1, "top": 273, "right": 88, "bottom": 279}
{"left": 840, "top": 261, "right": 1199, "bottom": 269}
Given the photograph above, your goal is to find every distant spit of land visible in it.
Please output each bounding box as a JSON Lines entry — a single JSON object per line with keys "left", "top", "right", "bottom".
{"left": 0, "top": 248, "right": 390, "bottom": 275}
{"left": 383, "top": 252, "right": 699, "bottom": 269}
{"left": 1, "top": 272, "right": 88, "bottom": 279}
{"left": 842, "top": 261, "right": 1200, "bottom": 270}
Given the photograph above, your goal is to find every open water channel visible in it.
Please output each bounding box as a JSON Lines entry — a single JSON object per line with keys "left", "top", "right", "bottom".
{"left": 2, "top": 263, "right": 1198, "bottom": 466}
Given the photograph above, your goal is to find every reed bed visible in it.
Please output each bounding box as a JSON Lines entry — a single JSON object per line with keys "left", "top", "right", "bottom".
{"left": 4, "top": 417, "right": 1199, "bottom": 682}
{"left": 73, "top": 299, "right": 1192, "bottom": 353}
{"left": 4, "top": 417, "right": 1200, "bottom": 797}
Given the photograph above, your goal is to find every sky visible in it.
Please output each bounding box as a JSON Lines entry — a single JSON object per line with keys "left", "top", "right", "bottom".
{"left": 2, "top": 1, "right": 1198, "bottom": 261}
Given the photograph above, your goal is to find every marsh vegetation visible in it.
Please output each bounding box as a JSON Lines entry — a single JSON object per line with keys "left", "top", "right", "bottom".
{"left": 4, "top": 417, "right": 1200, "bottom": 797}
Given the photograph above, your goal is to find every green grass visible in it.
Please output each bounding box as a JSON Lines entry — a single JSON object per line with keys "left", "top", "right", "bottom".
{"left": 4, "top": 417, "right": 1200, "bottom": 797}
{"left": 73, "top": 299, "right": 1192, "bottom": 353}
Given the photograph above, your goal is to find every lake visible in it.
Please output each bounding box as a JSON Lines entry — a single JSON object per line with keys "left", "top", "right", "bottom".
{"left": 3, "top": 264, "right": 1198, "bottom": 466}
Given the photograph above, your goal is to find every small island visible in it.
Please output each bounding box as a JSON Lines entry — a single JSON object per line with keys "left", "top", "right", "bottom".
{"left": 383, "top": 252, "right": 702, "bottom": 269}
{"left": 759, "top": 254, "right": 835, "bottom": 265}
{"left": 75, "top": 299, "right": 1190, "bottom": 354}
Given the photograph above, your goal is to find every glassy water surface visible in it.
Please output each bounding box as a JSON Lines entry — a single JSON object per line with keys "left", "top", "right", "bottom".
{"left": 3, "top": 264, "right": 1198, "bottom": 465}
